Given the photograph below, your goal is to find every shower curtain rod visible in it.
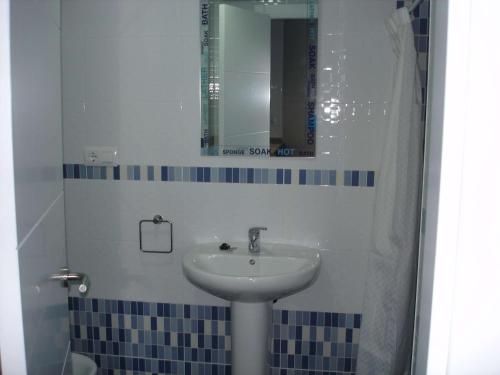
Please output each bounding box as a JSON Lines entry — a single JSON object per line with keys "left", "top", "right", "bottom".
{"left": 408, "top": 0, "right": 424, "bottom": 13}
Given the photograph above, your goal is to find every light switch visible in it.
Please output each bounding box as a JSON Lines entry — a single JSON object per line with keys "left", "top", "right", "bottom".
{"left": 84, "top": 147, "right": 118, "bottom": 166}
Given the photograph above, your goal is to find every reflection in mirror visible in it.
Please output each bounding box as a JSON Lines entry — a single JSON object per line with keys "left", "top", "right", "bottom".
{"left": 200, "top": 0, "right": 318, "bottom": 157}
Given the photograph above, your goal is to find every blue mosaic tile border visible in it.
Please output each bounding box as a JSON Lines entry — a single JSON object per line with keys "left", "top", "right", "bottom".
{"left": 63, "top": 164, "right": 375, "bottom": 188}
{"left": 69, "top": 297, "right": 361, "bottom": 375}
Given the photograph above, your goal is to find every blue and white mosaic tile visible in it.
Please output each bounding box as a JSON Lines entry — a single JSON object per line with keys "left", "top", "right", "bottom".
{"left": 63, "top": 164, "right": 374, "bottom": 188}
{"left": 69, "top": 297, "right": 361, "bottom": 375}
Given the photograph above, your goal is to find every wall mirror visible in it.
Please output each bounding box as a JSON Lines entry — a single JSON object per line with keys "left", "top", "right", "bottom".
{"left": 200, "top": 0, "right": 318, "bottom": 157}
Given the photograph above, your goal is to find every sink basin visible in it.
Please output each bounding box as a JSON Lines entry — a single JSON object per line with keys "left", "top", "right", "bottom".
{"left": 182, "top": 242, "right": 321, "bottom": 375}
{"left": 182, "top": 242, "right": 320, "bottom": 302}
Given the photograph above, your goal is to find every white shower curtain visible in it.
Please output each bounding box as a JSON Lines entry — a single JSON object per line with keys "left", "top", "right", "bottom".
{"left": 357, "top": 7, "right": 423, "bottom": 375}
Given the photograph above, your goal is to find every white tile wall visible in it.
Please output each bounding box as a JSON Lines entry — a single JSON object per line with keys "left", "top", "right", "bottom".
{"left": 63, "top": 0, "right": 395, "bottom": 313}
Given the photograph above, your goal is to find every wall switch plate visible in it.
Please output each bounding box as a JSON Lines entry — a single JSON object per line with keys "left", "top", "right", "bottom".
{"left": 84, "top": 147, "right": 118, "bottom": 166}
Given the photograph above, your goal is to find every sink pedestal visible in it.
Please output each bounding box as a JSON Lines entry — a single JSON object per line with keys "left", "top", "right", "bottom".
{"left": 231, "top": 301, "right": 272, "bottom": 375}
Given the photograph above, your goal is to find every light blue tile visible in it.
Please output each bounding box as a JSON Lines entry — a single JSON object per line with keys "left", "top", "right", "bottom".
{"left": 359, "top": 171, "right": 368, "bottom": 187}
{"left": 174, "top": 167, "right": 182, "bottom": 181}
{"left": 321, "top": 170, "right": 329, "bottom": 185}
{"left": 127, "top": 166, "right": 134, "bottom": 180}
{"left": 147, "top": 166, "right": 154, "bottom": 181}
{"left": 268, "top": 169, "right": 277, "bottom": 184}
{"left": 255, "top": 168, "right": 262, "bottom": 184}
{"left": 211, "top": 167, "right": 218, "bottom": 183}
{"left": 306, "top": 170, "right": 314, "bottom": 185}
{"left": 329, "top": 170, "right": 336, "bottom": 186}
{"left": 240, "top": 168, "right": 247, "bottom": 183}
{"left": 190, "top": 167, "right": 197, "bottom": 182}
{"left": 218, "top": 168, "right": 225, "bottom": 183}
{"left": 344, "top": 170, "right": 352, "bottom": 186}
{"left": 314, "top": 170, "right": 321, "bottom": 185}
{"left": 168, "top": 167, "right": 175, "bottom": 182}
{"left": 183, "top": 167, "right": 190, "bottom": 182}
{"left": 262, "top": 169, "right": 269, "bottom": 184}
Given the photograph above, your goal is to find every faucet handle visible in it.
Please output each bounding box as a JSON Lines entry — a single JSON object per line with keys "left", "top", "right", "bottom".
{"left": 249, "top": 226, "right": 267, "bottom": 238}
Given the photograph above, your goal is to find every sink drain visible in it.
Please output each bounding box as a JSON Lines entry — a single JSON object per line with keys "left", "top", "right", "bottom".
{"left": 249, "top": 259, "right": 256, "bottom": 265}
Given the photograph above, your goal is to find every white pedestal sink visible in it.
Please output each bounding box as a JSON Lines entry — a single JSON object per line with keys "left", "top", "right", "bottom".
{"left": 182, "top": 243, "right": 320, "bottom": 375}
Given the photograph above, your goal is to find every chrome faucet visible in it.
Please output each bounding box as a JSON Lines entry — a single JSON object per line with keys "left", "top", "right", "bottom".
{"left": 248, "top": 227, "right": 267, "bottom": 253}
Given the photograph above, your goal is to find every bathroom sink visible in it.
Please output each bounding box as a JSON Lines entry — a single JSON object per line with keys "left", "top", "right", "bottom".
{"left": 182, "top": 243, "right": 320, "bottom": 302}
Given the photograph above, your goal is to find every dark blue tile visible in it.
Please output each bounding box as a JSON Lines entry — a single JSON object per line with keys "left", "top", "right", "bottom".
{"left": 301, "top": 356, "right": 308, "bottom": 369}
{"left": 273, "top": 353, "right": 280, "bottom": 366}
{"left": 285, "top": 169, "right": 292, "bottom": 184}
{"left": 157, "top": 303, "right": 163, "bottom": 317}
{"left": 198, "top": 334, "right": 204, "bottom": 348}
{"left": 332, "top": 313, "right": 339, "bottom": 327}
{"left": 151, "top": 317, "right": 157, "bottom": 331}
{"left": 420, "top": 18, "right": 428, "bottom": 34}
{"left": 63, "top": 164, "right": 68, "bottom": 178}
{"left": 295, "top": 326, "right": 302, "bottom": 340}
{"left": 339, "top": 313, "right": 346, "bottom": 327}
{"left": 299, "top": 170, "right": 306, "bottom": 185}
{"left": 351, "top": 171, "right": 359, "bottom": 186}
{"left": 211, "top": 335, "right": 218, "bottom": 349}
{"left": 165, "top": 303, "right": 170, "bottom": 317}
{"left": 73, "top": 164, "right": 80, "bottom": 179}
{"left": 277, "top": 169, "right": 284, "bottom": 184}
{"left": 138, "top": 302, "right": 144, "bottom": 315}
{"left": 325, "top": 313, "right": 332, "bottom": 326}
{"left": 311, "top": 312, "right": 317, "bottom": 326}
{"left": 233, "top": 168, "right": 239, "bottom": 183}
{"left": 354, "top": 314, "right": 361, "bottom": 329}
{"left": 281, "top": 310, "right": 288, "bottom": 324}
{"left": 273, "top": 339, "right": 280, "bottom": 353}
{"left": 309, "top": 342, "right": 316, "bottom": 355}
{"left": 295, "top": 341, "right": 302, "bottom": 354}
{"left": 225, "top": 168, "right": 232, "bottom": 183}
{"left": 184, "top": 305, "right": 191, "bottom": 319}
{"left": 346, "top": 328, "right": 353, "bottom": 343}
{"left": 197, "top": 167, "right": 203, "bottom": 182}
{"left": 280, "top": 340, "right": 287, "bottom": 354}
{"left": 247, "top": 168, "right": 254, "bottom": 183}
{"left": 161, "top": 166, "right": 168, "bottom": 181}
{"left": 204, "top": 167, "right": 210, "bottom": 182}
{"left": 344, "top": 358, "right": 352, "bottom": 372}
{"left": 367, "top": 171, "right": 375, "bottom": 187}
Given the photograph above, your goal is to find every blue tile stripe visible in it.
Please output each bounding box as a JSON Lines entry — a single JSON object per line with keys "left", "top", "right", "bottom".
{"left": 63, "top": 164, "right": 375, "bottom": 188}
{"left": 69, "top": 297, "right": 362, "bottom": 374}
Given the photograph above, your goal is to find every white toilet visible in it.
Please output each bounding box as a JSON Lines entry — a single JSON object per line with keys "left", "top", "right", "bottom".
{"left": 71, "top": 353, "right": 97, "bottom": 375}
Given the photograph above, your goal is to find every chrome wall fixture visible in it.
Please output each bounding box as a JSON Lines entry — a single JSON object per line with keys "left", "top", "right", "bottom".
{"left": 49, "top": 267, "right": 90, "bottom": 295}
{"left": 139, "top": 215, "right": 174, "bottom": 254}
